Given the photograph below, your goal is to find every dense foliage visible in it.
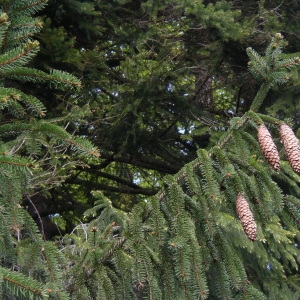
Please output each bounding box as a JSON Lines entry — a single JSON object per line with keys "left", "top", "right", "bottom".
{"left": 33, "top": 0, "right": 300, "bottom": 224}
{"left": 0, "top": 0, "right": 300, "bottom": 299}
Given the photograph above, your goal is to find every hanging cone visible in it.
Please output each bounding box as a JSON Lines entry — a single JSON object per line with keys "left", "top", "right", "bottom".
{"left": 279, "top": 123, "right": 300, "bottom": 173}
{"left": 236, "top": 193, "right": 257, "bottom": 241}
{"left": 257, "top": 124, "right": 280, "bottom": 171}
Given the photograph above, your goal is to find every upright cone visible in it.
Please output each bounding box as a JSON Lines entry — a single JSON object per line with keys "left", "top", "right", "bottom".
{"left": 279, "top": 123, "right": 300, "bottom": 173}
{"left": 257, "top": 124, "right": 280, "bottom": 171}
{"left": 236, "top": 193, "right": 257, "bottom": 241}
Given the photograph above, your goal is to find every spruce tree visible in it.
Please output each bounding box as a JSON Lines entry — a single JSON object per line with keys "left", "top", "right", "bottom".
{"left": 1, "top": 1, "right": 300, "bottom": 299}
{"left": 61, "top": 33, "right": 300, "bottom": 299}
{"left": 0, "top": 1, "right": 98, "bottom": 298}
{"left": 36, "top": 0, "right": 300, "bottom": 225}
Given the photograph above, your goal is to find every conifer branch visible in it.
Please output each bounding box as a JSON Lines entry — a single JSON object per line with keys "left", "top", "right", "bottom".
{"left": 0, "top": 13, "right": 9, "bottom": 48}
{"left": 249, "top": 82, "right": 271, "bottom": 112}
{"left": 0, "top": 158, "right": 32, "bottom": 168}
{"left": 0, "top": 3, "right": 100, "bottom": 298}
{"left": 10, "top": 0, "right": 47, "bottom": 16}
{"left": 0, "top": 40, "right": 39, "bottom": 71}
{"left": 256, "top": 113, "right": 281, "bottom": 125}
{"left": 283, "top": 197, "right": 300, "bottom": 227}
{"left": 1, "top": 2, "right": 300, "bottom": 298}
{"left": 3, "top": 276, "right": 43, "bottom": 295}
{"left": 1, "top": 267, "right": 47, "bottom": 298}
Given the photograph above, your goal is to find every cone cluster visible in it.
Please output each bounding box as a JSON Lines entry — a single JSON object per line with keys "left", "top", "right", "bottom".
{"left": 279, "top": 123, "right": 300, "bottom": 173}
{"left": 257, "top": 123, "right": 300, "bottom": 174}
{"left": 257, "top": 125, "right": 280, "bottom": 171}
{"left": 236, "top": 193, "right": 257, "bottom": 241}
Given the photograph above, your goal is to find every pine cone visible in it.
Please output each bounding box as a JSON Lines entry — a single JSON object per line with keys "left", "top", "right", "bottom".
{"left": 236, "top": 193, "right": 257, "bottom": 241}
{"left": 279, "top": 123, "right": 300, "bottom": 173}
{"left": 257, "top": 125, "right": 280, "bottom": 171}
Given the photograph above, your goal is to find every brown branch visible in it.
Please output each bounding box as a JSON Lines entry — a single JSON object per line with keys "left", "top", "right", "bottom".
{"left": 75, "top": 168, "right": 144, "bottom": 190}
{"left": 65, "top": 177, "right": 158, "bottom": 196}
{"left": 99, "top": 152, "right": 181, "bottom": 174}
{"left": 3, "top": 277, "right": 42, "bottom": 295}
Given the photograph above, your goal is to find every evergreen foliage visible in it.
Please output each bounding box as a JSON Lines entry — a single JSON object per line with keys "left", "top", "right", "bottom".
{"left": 0, "top": 0, "right": 300, "bottom": 299}
{"left": 57, "top": 33, "right": 300, "bottom": 299}
{"left": 15, "top": 1, "right": 292, "bottom": 236}
{"left": 34, "top": 0, "right": 300, "bottom": 221}
{"left": 0, "top": 0, "right": 98, "bottom": 298}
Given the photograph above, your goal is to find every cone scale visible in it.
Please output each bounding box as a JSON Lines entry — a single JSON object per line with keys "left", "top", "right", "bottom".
{"left": 236, "top": 193, "right": 257, "bottom": 241}
{"left": 257, "top": 124, "right": 280, "bottom": 171}
{"left": 279, "top": 123, "right": 300, "bottom": 173}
